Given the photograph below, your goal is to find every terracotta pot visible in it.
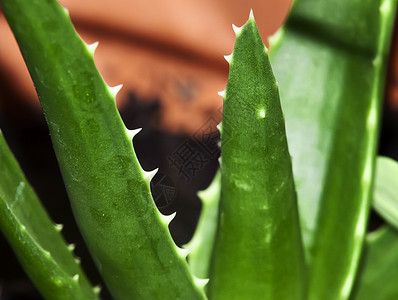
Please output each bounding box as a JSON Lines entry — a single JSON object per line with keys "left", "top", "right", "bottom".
{"left": 0, "top": 0, "right": 291, "bottom": 133}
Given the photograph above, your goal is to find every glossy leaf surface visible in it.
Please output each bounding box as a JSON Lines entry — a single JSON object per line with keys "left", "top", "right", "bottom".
{"left": 208, "top": 14, "right": 306, "bottom": 300}
{"left": 351, "top": 226, "right": 398, "bottom": 300}
{"left": 186, "top": 171, "right": 220, "bottom": 280}
{"left": 0, "top": 131, "right": 98, "bottom": 300}
{"left": 270, "top": 0, "right": 397, "bottom": 299}
{"left": 0, "top": 0, "right": 206, "bottom": 299}
{"left": 373, "top": 156, "right": 398, "bottom": 230}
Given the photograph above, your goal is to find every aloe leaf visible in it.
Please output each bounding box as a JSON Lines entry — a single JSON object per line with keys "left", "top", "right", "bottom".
{"left": 351, "top": 226, "right": 398, "bottom": 300}
{"left": 207, "top": 13, "right": 306, "bottom": 300}
{"left": 373, "top": 156, "right": 398, "bottom": 230}
{"left": 0, "top": 0, "right": 206, "bottom": 299}
{"left": 269, "top": 0, "right": 397, "bottom": 299}
{"left": 186, "top": 171, "right": 220, "bottom": 280}
{"left": 0, "top": 131, "right": 99, "bottom": 300}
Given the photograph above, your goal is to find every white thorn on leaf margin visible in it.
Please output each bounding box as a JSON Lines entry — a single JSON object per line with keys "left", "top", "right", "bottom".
{"left": 144, "top": 168, "right": 158, "bottom": 182}
{"left": 218, "top": 90, "right": 226, "bottom": 98}
{"left": 126, "top": 128, "right": 142, "bottom": 140}
{"left": 249, "top": 9, "right": 255, "bottom": 20}
{"left": 73, "top": 274, "right": 79, "bottom": 282}
{"left": 268, "top": 28, "right": 285, "bottom": 48}
{"left": 68, "top": 244, "right": 76, "bottom": 252}
{"left": 160, "top": 212, "right": 176, "bottom": 226}
{"left": 224, "top": 54, "right": 233, "bottom": 63}
{"left": 109, "top": 84, "right": 123, "bottom": 98}
{"left": 177, "top": 247, "right": 190, "bottom": 258}
{"left": 93, "top": 286, "right": 101, "bottom": 295}
{"left": 86, "top": 41, "right": 99, "bottom": 54}
{"left": 62, "top": 6, "right": 69, "bottom": 15}
{"left": 194, "top": 277, "right": 210, "bottom": 288}
{"left": 54, "top": 223, "right": 63, "bottom": 232}
{"left": 232, "top": 24, "right": 243, "bottom": 35}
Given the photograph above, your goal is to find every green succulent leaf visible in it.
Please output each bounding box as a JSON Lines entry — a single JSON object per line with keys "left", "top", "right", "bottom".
{"left": 351, "top": 226, "right": 398, "bottom": 300}
{"left": 186, "top": 171, "right": 221, "bottom": 280}
{"left": 207, "top": 13, "right": 306, "bottom": 300}
{"left": 373, "top": 156, "right": 398, "bottom": 230}
{"left": 0, "top": 131, "right": 99, "bottom": 300}
{"left": 0, "top": 0, "right": 206, "bottom": 299}
{"left": 269, "top": 0, "right": 397, "bottom": 299}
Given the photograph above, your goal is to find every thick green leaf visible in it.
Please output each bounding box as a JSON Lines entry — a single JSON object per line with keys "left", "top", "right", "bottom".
{"left": 351, "top": 226, "right": 398, "bottom": 300}
{"left": 0, "top": 131, "right": 99, "bottom": 300}
{"left": 186, "top": 171, "right": 220, "bottom": 280}
{"left": 0, "top": 0, "right": 206, "bottom": 299}
{"left": 269, "top": 0, "right": 397, "bottom": 299}
{"left": 208, "top": 13, "right": 306, "bottom": 300}
{"left": 373, "top": 156, "right": 398, "bottom": 230}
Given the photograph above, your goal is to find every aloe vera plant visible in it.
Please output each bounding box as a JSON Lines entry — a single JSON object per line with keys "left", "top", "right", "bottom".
{"left": 1, "top": 0, "right": 398, "bottom": 299}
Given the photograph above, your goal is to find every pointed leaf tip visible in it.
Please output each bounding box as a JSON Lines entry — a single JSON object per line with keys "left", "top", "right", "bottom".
{"left": 109, "top": 84, "right": 123, "bottom": 98}
{"left": 249, "top": 9, "right": 254, "bottom": 20}
{"left": 86, "top": 41, "right": 99, "bottom": 54}
{"left": 144, "top": 168, "right": 158, "bottom": 182}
